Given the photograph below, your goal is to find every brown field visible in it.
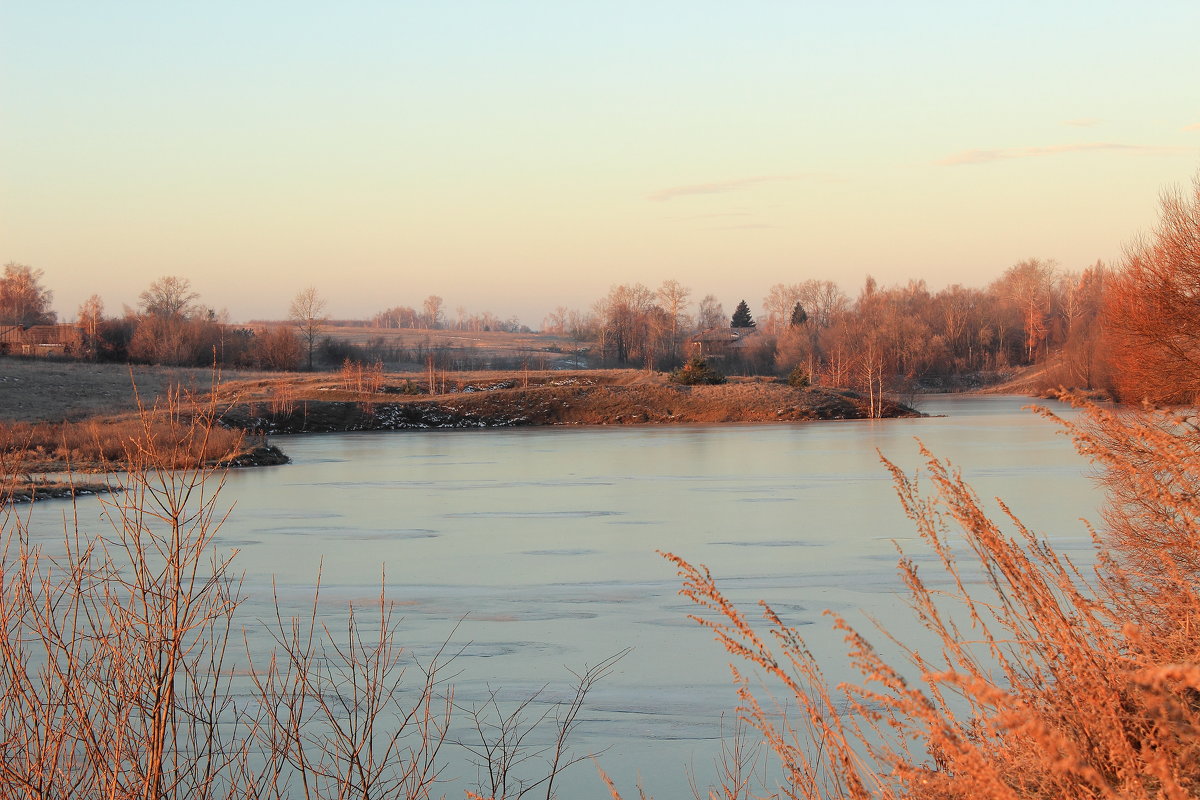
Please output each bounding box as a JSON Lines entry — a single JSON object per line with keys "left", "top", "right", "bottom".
{"left": 317, "top": 323, "right": 579, "bottom": 352}
{"left": 0, "top": 358, "right": 292, "bottom": 423}
{"left": 259, "top": 322, "right": 589, "bottom": 370}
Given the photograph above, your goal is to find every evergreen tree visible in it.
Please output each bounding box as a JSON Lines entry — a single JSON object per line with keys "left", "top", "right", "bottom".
{"left": 790, "top": 302, "right": 808, "bottom": 327}
{"left": 731, "top": 300, "right": 755, "bottom": 329}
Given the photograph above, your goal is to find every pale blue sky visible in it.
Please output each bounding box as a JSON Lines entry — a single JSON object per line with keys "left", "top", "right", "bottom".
{"left": 3, "top": 1, "right": 1198, "bottom": 325}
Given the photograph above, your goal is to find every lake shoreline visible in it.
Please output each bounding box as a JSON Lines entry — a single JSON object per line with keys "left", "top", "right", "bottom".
{"left": 1, "top": 370, "right": 920, "bottom": 499}
{"left": 219, "top": 381, "right": 921, "bottom": 435}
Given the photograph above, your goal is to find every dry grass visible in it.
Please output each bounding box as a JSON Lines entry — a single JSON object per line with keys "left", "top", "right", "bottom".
{"left": 315, "top": 323, "right": 577, "bottom": 354}
{"left": 0, "top": 383, "right": 620, "bottom": 798}
{"left": 0, "top": 359, "right": 288, "bottom": 423}
{"left": 215, "top": 370, "right": 912, "bottom": 433}
{"left": 605, "top": 397, "right": 1200, "bottom": 800}
{"left": 0, "top": 415, "right": 247, "bottom": 472}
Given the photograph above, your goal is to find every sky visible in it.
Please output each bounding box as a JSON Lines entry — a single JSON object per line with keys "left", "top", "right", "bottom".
{"left": 3, "top": 1, "right": 1199, "bottom": 327}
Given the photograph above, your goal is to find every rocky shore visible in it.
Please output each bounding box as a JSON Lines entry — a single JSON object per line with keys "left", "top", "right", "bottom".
{"left": 5, "top": 480, "right": 118, "bottom": 505}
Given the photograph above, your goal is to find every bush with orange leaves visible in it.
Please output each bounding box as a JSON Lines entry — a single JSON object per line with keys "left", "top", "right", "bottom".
{"left": 1104, "top": 175, "right": 1200, "bottom": 405}
{"left": 604, "top": 399, "right": 1200, "bottom": 800}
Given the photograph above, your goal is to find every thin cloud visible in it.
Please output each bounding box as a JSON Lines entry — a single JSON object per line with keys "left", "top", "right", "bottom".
{"left": 1185, "top": 123, "right": 1200, "bottom": 131}
{"left": 649, "top": 173, "right": 830, "bottom": 202}
{"left": 675, "top": 211, "right": 754, "bottom": 220}
{"left": 1062, "top": 118, "right": 1103, "bottom": 127}
{"left": 709, "top": 223, "right": 778, "bottom": 230}
{"left": 938, "top": 142, "right": 1190, "bottom": 166}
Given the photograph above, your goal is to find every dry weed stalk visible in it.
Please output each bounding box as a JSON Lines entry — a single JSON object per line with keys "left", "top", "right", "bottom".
{"left": 340, "top": 358, "right": 385, "bottom": 414}
{"left": 455, "top": 650, "right": 627, "bottom": 800}
{"left": 243, "top": 578, "right": 457, "bottom": 799}
{"left": 268, "top": 381, "right": 296, "bottom": 416}
{"left": 0, "top": 384, "right": 610, "bottom": 798}
{"left": 607, "top": 400, "right": 1200, "bottom": 800}
{"left": 0, "top": 388, "right": 245, "bottom": 798}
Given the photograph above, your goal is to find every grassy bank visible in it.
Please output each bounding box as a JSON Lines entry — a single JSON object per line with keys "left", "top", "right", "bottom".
{"left": 0, "top": 361, "right": 916, "bottom": 486}
{"left": 218, "top": 369, "right": 919, "bottom": 434}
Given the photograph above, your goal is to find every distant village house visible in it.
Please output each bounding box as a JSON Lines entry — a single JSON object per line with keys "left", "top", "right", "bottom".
{"left": 685, "top": 326, "right": 764, "bottom": 362}
{"left": 0, "top": 324, "right": 85, "bottom": 357}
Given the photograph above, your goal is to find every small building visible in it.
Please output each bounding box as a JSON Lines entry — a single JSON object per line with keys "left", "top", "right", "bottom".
{"left": 685, "top": 326, "right": 762, "bottom": 361}
{"left": 0, "top": 324, "right": 84, "bottom": 356}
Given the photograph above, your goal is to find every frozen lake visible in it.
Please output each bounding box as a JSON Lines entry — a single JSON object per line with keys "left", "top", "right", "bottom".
{"left": 27, "top": 394, "right": 1102, "bottom": 799}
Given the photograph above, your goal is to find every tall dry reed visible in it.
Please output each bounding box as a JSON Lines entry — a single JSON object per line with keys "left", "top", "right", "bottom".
{"left": 606, "top": 399, "right": 1200, "bottom": 800}
{"left": 0, "top": 382, "right": 247, "bottom": 470}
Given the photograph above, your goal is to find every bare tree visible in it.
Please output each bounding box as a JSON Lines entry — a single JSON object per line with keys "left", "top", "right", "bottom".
{"left": 657, "top": 279, "right": 691, "bottom": 364}
{"left": 594, "top": 284, "right": 657, "bottom": 365}
{"left": 542, "top": 306, "right": 570, "bottom": 335}
{"left": 0, "top": 262, "right": 56, "bottom": 326}
{"left": 993, "top": 258, "right": 1057, "bottom": 363}
{"left": 696, "top": 294, "right": 725, "bottom": 331}
{"left": 762, "top": 283, "right": 804, "bottom": 335}
{"left": 423, "top": 295, "right": 444, "bottom": 329}
{"left": 77, "top": 293, "right": 105, "bottom": 356}
{"left": 139, "top": 275, "right": 199, "bottom": 319}
{"left": 290, "top": 286, "right": 328, "bottom": 370}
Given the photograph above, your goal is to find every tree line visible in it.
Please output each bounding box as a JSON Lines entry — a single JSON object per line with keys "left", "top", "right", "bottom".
{"left": 5, "top": 169, "right": 1199, "bottom": 406}
{"left": 545, "top": 258, "right": 1108, "bottom": 399}
{"left": 0, "top": 258, "right": 1125, "bottom": 391}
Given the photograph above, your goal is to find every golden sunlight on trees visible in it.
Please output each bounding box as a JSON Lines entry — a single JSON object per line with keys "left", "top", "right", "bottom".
{"left": 256, "top": 325, "right": 303, "bottom": 371}
{"left": 127, "top": 277, "right": 247, "bottom": 367}
{"left": 76, "top": 293, "right": 105, "bottom": 357}
{"left": 994, "top": 258, "right": 1058, "bottom": 363}
{"left": 138, "top": 275, "right": 199, "bottom": 319}
{"left": 595, "top": 283, "right": 659, "bottom": 367}
{"left": 0, "top": 262, "right": 56, "bottom": 326}
{"left": 1104, "top": 175, "right": 1200, "bottom": 404}
{"left": 423, "top": 294, "right": 444, "bottom": 329}
{"left": 657, "top": 279, "right": 692, "bottom": 363}
{"left": 289, "top": 286, "right": 328, "bottom": 371}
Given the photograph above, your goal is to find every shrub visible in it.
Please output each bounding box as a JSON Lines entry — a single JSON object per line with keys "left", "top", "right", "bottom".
{"left": 669, "top": 357, "right": 726, "bottom": 385}
{"left": 787, "top": 364, "right": 810, "bottom": 388}
{"left": 0, "top": 384, "right": 615, "bottom": 799}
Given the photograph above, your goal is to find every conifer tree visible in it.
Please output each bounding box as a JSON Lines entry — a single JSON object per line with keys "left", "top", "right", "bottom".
{"left": 731, "top": 300, "right": 755, "bottom": 328}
